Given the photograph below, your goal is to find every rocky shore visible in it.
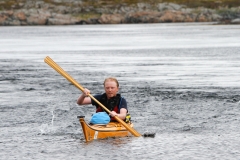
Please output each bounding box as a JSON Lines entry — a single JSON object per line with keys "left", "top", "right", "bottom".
{"left": 0, "top": 0, "right": 240, "bottom": 25}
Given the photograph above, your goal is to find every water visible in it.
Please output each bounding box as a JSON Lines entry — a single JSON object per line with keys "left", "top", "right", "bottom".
{"left": 1, "top": 23, "right": 240, "bottom": 159}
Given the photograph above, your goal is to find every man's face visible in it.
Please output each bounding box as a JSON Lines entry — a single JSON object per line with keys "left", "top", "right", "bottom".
{"left": 104, "top": 80, "right": 119, "bottom": 98}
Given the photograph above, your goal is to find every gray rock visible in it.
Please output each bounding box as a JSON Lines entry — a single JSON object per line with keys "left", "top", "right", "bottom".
{"left": 0, "top": 1, "right": 239, "bottom": 25}
{"left": 211, "top": 13, "right": 222, "bottom": 21}
{"left": 158, "top": 3, "right": 183, "bottom": 11}
{"left": 181, "top": 8, "right": 193, "bottom": 13}
{"left": 231, "top": 18, "right": 240, "bottom": 24}
{"left": 168, "top": 3, "right": 184, "bottom": 10}
{"left": 157, "top": 3, "right": 167, "bottom": 11}
{"left": 9, "top": 19, "right": 21, "bottom": 26}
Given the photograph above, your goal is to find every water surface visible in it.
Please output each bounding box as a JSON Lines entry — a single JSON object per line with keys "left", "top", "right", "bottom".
{"left": 1, "top": 23, "right": 240, "bottom": 159}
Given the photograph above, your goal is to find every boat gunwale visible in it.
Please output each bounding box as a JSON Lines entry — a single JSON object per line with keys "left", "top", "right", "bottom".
{"left": 78, "top": 116, "right": 132, "bottom": 132}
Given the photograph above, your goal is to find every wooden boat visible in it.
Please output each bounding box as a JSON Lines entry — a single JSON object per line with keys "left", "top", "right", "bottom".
{"left": 77, "top": 116, "right": 133, "bottom": 142}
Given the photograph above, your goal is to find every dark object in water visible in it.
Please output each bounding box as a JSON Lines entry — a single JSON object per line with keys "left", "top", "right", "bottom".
{"left": 142, "top": 132, "right": 156, "bottom": 138}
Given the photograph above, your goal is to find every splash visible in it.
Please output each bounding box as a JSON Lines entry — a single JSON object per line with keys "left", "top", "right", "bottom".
{"left": 39, "top": 124, "right": 51, "bottom": 135}
{"left": 39, "top": 110, "right": 56, "bottom": 135}
{"left": 51, "top": 110, "right": 54, "bottom": 126}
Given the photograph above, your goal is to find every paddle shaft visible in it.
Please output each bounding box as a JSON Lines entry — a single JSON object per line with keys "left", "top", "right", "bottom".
{"left": 44, "top": 56, "right": 141, "bottom": 137}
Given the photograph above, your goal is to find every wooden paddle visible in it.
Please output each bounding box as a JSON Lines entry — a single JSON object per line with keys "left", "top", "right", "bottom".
{"left": 44, "top": 56, "right": 141, "bottom": 137}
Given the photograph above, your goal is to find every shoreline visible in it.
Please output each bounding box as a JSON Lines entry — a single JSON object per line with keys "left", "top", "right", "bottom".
{"left": 0, "top": 1, "right": 240, "bottom": 26}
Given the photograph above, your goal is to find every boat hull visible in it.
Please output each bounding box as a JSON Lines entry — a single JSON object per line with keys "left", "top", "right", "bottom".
{"left": 78, "top": 116, "right": 133, "bottom": 142}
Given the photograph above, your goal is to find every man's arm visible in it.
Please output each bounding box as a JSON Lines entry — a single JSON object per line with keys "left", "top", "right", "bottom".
{"left": 77, "top": 88, "right": 92, "bottom": 105}
{"left": 77, "top": 94, "right": 91, "bottom": 105}
{"left": 109, "top": 108, "right": 127, "bottom": 120}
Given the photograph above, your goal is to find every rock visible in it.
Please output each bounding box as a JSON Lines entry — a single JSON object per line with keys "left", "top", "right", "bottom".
{"left": 211, "top": 13, "right": 222, "bottom": 21}
{"left": 158, "top": 3, "right": 168, "bottom": 11}
{"left": 3, "top": 10, "right": 14, "bottom": 16}
{"left": 181, "top": 8, "right": 193, "bottom": 13}
{"left": 125, "top": 11, "right": 162, "bottom": 23}
{"left": 9, "top": 19, "right": 21, "bottom": 26}
{"left": 99, "top": 14, "right": 124, "bottom": 24}
{"left": 54, "top": 6, "right": 68, "bottom": 14}
{"left": 47, "top": 18, "right": 76, "bottom": 25}
{"left": 158, "top": 3, "right": 184, "bottom": 11}
{"left": 0, "top": 14, "right": 8, "bottom": 25}
{"left": 27, "top": 13, "right": 47, "bottom": 25}
{"left": 14, "top": 11, "right": 26, "bottom": 21}
{"left": 196, "top": 13, "right": 209, "bottom": 22}
{"left": 231, "top": 18, "right": 240, "bottom": 24}
{"left": 48, "top": 13, "right": 77, "bottom": 25}
{"left": 27, "top": 8, "right": 38, "bottom": 16}
{"left": 159, "top": 11, "right": 185, "bottom": 22}
{"left": 168, "top": 3, "right": 184, "bottom": 11}
{"left": 120, "top": 6, "right": 136, "bottom": 13}
{"left": 0, "top": 1, "right": 239, "bottom": 25}
{"left": 38, "top": 9, "right": 51, "bottom": 19}
{"left": 137, "top": 3, "right": 152, "bottom": 11}
{"left": 184, "top": 15, "right": 194, "bottom": 22}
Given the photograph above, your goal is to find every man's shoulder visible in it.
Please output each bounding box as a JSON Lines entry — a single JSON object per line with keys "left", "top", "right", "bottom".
{"left": 92, "top": 94, "right": 104, "bottom": 105}
{"left": 120, "top": 96, "right": 127, "bottom": 103}
{"left": 94, "top": 94, "right": 103, "bottom": 99}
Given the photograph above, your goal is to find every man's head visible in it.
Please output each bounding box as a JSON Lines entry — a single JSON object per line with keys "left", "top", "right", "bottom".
{"left": 103, "top": 77, "right": 119, "bottom": 98}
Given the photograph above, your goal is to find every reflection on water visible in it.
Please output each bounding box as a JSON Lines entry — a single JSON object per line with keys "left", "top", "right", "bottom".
{"left": 0, "top": 23, "right": 240, "bottom": 159}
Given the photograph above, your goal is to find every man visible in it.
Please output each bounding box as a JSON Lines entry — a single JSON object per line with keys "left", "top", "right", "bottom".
{"left": 77, "top": 77, "right": 127, "bottom": 121}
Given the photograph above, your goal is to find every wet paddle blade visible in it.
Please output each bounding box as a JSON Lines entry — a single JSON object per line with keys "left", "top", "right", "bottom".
{"left": 142, "top": 132, "right": 156, "bottom": 138}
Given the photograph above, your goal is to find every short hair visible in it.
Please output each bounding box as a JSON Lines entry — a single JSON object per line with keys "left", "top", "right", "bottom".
{"left": 103, "top": 77, "right": 119, "bottom": 87}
